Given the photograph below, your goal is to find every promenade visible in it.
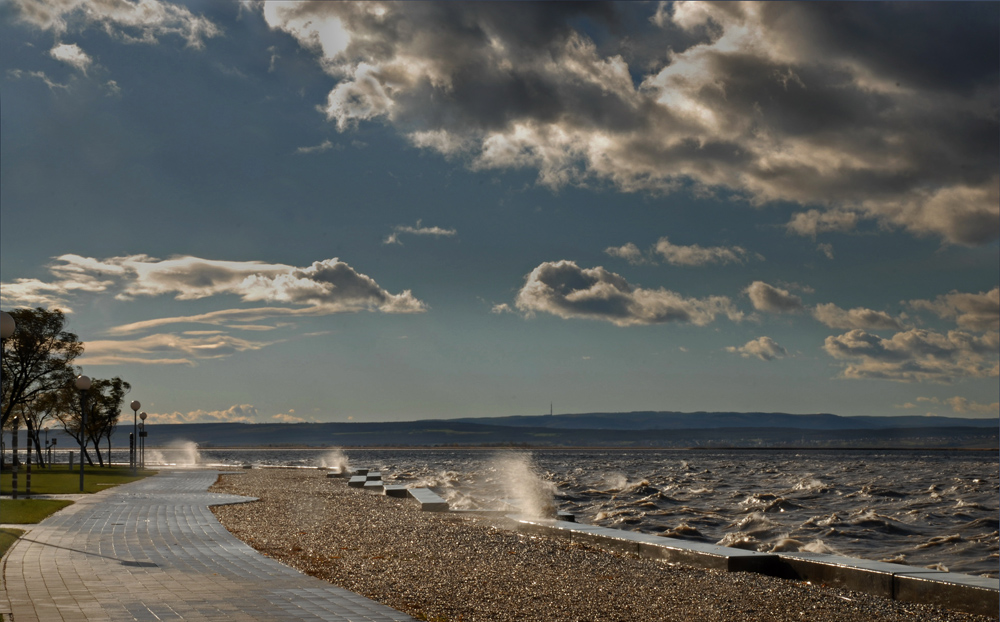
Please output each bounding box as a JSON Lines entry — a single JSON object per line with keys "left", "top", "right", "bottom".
{"left": 0, "top": 469, "right": 416, "bottom": 621}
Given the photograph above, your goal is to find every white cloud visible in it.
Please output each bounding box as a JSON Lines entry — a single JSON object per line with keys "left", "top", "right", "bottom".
{"left": 490, "top": 303, "right": 513, "bottom": 314}
{"left": 726, "top": 336, "right": 788, "bottom": 361}
{"left": 514, "top": 260, "right": 743, "bottom": 327}
{"left": 654, "top": 237, "right": 760, "bottom": 266}
{"left": 272, "top": 411, "right": 307, "bottom": 423}
{"left": 812, "top": 303, "right": 902, "bottom": 331}
{"left": 49, "top": 43, "right": 92, "bottom": 73}
{"left": 0, "top": 277, "right": 110, "bottom": 311}
{"left": 604, "top": 243, "right": 646, "bottom": 265}
{"left": 12, "top": 0, "right": 221, "bottom": 49}
{"left": 144, "top": 404, "right": 260, "bottom": 424}
{"left": 785, "top": 209, "right": 859, "bottom": 238}
{"left": 296, "top": 139, "right": 335, "bottom": 155}
{"left": 944, "top": 396, "right": 999, "bottom": 416}
{"left": 909, "top": 287, "right": 999, "bottom": 332}
{"left": 6, "top": 68, "right": 69, "bottom": 90}
{"left": 1, "top": 254, "right": 426, "bottom": 319}
{"left": 745, "top": 281, "right": 804, "bottom": 313}
{"left": 823, "top": 328, "right": 999, "bottom": 383}
{"left": 383, "top": 220, "right": 457, "bottom": 245}
{"left": 78, "top": 332, "right": 276, "bottom": 366}
{"left": 899, "top": 396, "right": 999, "bottom": 416}
{"left": 816, "top": 243, "right": 834, "bottom": 259}
{"left": 260, "top": 2, "right": 999, "bottom": 245}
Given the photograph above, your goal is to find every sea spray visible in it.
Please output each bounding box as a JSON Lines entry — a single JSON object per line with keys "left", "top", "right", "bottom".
{"left": 319, "top": 448, "right": 350, "bottom": 474}
{"left": 492, "top": 452, "right": 557, "bottom": 519}
{"left": 147, "top": 440, "right": 201, "bottom": 466}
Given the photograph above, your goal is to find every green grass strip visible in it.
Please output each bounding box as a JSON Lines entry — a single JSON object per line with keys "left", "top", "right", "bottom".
{"left": 1, "top": 466, "right": 156, "bottom": 495}
{"left": 0, "top": 527, "right": 26, "bottom": 558}
{"left": 0, "top": 499, "right": 74, "bottom": 524}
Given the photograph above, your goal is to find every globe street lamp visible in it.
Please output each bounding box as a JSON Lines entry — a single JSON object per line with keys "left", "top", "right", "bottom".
{"left": 139, "top": 411, "right": 147, "bottom": 469}
{"left": 130, "top": 400, "right": 140, "bottom": 475}
{"left": 75, "top": 375, "right": 91, "bottom": 492}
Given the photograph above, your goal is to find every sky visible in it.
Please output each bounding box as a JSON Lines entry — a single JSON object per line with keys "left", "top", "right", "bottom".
{"left": 1, "top": 1, "right": 998, "bottom": 426}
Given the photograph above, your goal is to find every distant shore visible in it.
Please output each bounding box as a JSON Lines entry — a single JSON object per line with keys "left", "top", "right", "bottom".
{"left": 209, "top": 468, "right": 994, "bottom": 622}
{"left": 149, "top": 444, "right": 1000, "bottom": 451}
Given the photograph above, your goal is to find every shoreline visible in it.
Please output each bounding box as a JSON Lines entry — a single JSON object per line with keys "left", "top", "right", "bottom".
{"left": 145, "top": 445, "right": 1000, "bottom": 451}
{"left": 209, "top": 468, "right": 995, "bottom": 622}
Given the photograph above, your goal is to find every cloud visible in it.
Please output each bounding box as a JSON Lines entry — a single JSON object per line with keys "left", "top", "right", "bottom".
{"left": 901, "top": 396, "right": 999, "bottom": 416}
{"left": 272, "top": 411, "right": 307, "bottom": 423}
{"left": 296, "top": 139, "right": 336, "bottom": 155}
{"left": 812, "top": 303, "right": 902, "bottom": 331}
{"left": 726, "top": 336, "right": 788, "bottom": 361}
{"left": 944, "top": 396, "right": 999, "bottom": 416}
{"left": 816, "top": 243, "right": 834, "bottom": 259}
{"left": 514, "top": 260, "right": 743, "bottom": 327}
{"left": 49, "top": 43, "right": 92, "bottom": 73}
{"left": 745, "top": 281, "right": 804, "bottom": 313}
{"left": 77, "top": 332, "right": 276, "bottom": 366}
{"left": 785, "top": 209, "right": 859, "bottom": 237}
{"left": 1, "top": 254, "right": 426, "bottom": 319}
{"left": 383, "top": 220, "right": 457, "bottom": 245}
{"left": 11, "top": 0, "right": 221, "bottom": 49}
{"left": 0, "top": 273, "right": 113, "bottom": 311}
{"left": 107, "top": 306, "right": 333, "bottom": 336}
{"left": 822, "top": 328, "right": 999, "bottom": 383}
{"left": 490, "top": 303, "right": 513, "bottom": 314}
{"left": 144, "top": 404, "right": 260, "bottom": 424}
{"left": 909, "top": 287, "right": 999, "bottom": 332}
{"left": 604, "top": 243, "right": 646, "bottom": 265}
{"left": 261, "top": 2, "right": 999, "bottom": 245}
{"left": 6, "top": 68, "right": 69, "bottom": 90}
{"left": 654, "top": 237, "right": 760, "bottom": 266}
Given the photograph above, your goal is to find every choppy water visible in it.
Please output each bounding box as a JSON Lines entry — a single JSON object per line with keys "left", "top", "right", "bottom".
{"left": 150, "top": 447, "right": 998, "bottom": 578}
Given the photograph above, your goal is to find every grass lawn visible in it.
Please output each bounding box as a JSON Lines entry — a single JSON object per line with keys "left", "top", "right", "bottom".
{"left": 0, "top": 499, "right": 74, "bottom": 524}
{"left": 1, "top": 465, "right": 156, "bottom": 495}
{"left": 0, "top": 527, "right": 26, "bottom": 558}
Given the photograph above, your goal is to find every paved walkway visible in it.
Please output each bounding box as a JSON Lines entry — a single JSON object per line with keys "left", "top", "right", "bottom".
{"left": 1, "top": 469, "right": 416, "bottom": 621}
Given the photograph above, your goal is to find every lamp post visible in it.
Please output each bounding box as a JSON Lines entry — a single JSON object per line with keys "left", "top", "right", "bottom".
{"left": 130, "top": 400, "right": 140, "bottom": 475}
{"left": 139, "top": 412, "right": 147, "bottom": 469}
{"left": 75, "top": 375, "right": 91, "bottom": 492}
{"left": 1, "top": 311, "right": 15, "bottom": 501}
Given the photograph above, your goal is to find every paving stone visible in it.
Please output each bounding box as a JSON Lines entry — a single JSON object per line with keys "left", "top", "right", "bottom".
{"left": 1, "top": 469, "right": 416, "bottom": 621}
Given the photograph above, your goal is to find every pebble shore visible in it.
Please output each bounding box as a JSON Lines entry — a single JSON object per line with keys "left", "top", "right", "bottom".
{"left": 210, "top": 469, "right": 992, "bottom": 622}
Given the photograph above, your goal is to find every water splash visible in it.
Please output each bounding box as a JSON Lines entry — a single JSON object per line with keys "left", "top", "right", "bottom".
{"left": 319, "top": 448, "right": 350, "bottom": 474}
{"left": 147, "top": 440, "right": 201, "bottom": 466}
{"left": 493, "top": 452, "right": 557, "bottom": 519}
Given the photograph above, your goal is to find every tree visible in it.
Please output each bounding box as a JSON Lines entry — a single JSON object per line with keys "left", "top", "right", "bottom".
{"left": 1, "top": 308, "right": 83, "bottom": 429}
{"left": 14, "top": 389, "right": 65, "bottom": 467}
{"left": 53, "top": 377, "right": 131, "bottom": 467}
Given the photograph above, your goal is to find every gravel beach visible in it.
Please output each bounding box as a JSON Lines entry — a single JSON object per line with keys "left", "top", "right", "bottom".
{"left": 210, "top": 468, "right": 993, "bottom": 622}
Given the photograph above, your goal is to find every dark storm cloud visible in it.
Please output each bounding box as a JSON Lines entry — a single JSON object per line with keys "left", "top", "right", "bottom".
{"left": 265, "top": 1, "right": 999, "bottom": 245}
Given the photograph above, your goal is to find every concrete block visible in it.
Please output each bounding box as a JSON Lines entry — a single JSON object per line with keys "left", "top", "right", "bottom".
{"left": 363, "top": 481, "right": 384, "bottom": 492}
{"left": 347, "top": 476, "right": 367, "bottom": 488}
{"left": 366, "top": 471, "right": 382, "bottom": 481}
{"left": 776, "top": 552, "right": 900, "bottom": 598}
{"left": 383, "top": 485, "right": 408, "bottom": 498}
{"left": 894, "top": 571, "right": 999, "bottom": 618}
{"left": 408, "top": 488, "right": 449, "bottom": 512}
{"left": 637, "top": 536, "right": 779, "bottom": 573}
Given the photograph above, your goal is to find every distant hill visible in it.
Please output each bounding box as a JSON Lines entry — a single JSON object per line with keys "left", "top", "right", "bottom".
{"left": 128, "top": 414, "right": 996, "bottom": 449}
{"left": 30, "top": 411, "right": 994, "bottom": 450}
{"left": 449, "top": 411, "right": 999, "bottom": 431}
